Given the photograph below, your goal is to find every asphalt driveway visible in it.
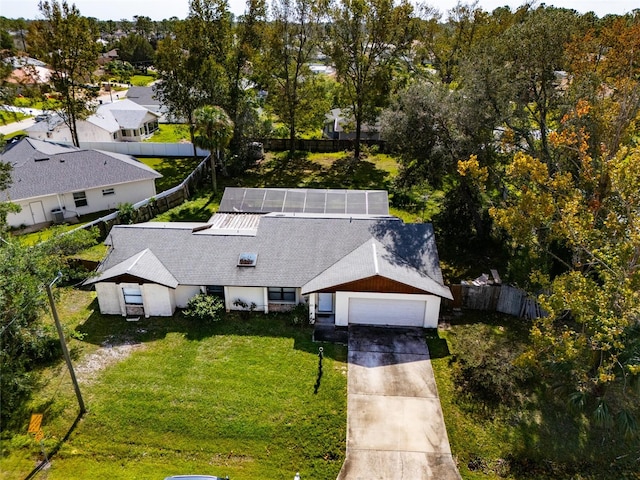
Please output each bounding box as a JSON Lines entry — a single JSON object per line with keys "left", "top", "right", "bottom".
{"left": 337, "top": 326, "right": 461, "bottom": 479}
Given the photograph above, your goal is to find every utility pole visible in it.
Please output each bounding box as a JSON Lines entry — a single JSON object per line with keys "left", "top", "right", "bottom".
{"left": 46, "top": 273, "right": 86, "bottom": 414}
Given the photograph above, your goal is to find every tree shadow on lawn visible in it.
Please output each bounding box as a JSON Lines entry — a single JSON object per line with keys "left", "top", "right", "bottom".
{"left": 74, "top": 301, "right": 346, "bottom": 362}
{"left": 241, "top": 151, "right": 324, "bottom": 188}
{"left": 237, "top": 152, "right": 391, "bottom": 191}
{"left": 307, "top": 156, "right": 391, "bottom": 190}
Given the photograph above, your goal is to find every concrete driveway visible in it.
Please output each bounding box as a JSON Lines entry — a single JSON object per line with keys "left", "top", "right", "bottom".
{"left": 337, "top": 326, "right": 461, "bottom": 480}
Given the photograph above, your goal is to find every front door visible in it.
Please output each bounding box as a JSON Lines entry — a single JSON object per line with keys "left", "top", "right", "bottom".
{"left": 318, "top": 293, "right": 334, "bottom": 313}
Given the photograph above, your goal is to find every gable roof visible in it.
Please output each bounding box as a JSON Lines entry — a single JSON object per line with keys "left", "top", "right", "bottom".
{"left": 90, "top": 214, "right": 450, "bottom": 299}
{"left": 301, "top": 238, "right": 452, "bottom": 298}
{"left": 96, "top": 99, "right": 160, "bottom": 129}
{"left": 90, "top": 248, "right": 178, "bottom": 288}
{"left": 0, "top": 138, "right": 161, "bottom": 201}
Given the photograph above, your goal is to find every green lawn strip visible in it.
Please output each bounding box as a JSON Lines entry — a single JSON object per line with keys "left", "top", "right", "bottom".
{"left": 0, "top": 110, "right": 28, "bottom": 124}
{"left": 129, "top": 75, "right": 156, "bottom": 87}
{"left": 145, "top": 124, "right": 191, "bottom": 143}
{"left": 10, "top": 308, "right": 346, "bottom": 480}
{"left": 137, "top": 157, "right": 202, "bottom": 193}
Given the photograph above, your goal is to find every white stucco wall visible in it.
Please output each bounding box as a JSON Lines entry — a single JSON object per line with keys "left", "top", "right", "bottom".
{"left": 225, "top": 286, "right": 266, "bottom": 313}
{"left": 334, "top": 291, "right": 442, "bottom": 328}
{"left": 142, "top": 283, "right": 175, "bottom": 317}
{"left": 95, "top": 282, "right": 122, "bottom": 315}
{"left": 7, "top": 178, "right": 157, "bottom": 227}
{"left": 28, "top": 121, "right": 115, "bottom": 143}
{"left": 175, "top": 285, "right": 201, "bottom": 308}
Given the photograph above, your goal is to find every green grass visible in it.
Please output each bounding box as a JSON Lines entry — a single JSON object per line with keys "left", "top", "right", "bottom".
{"left": 129, "top": 75, "right": 156, "bottom": 87}
{"left": 0, "top": 110, "right": 27, "bottom": 124}
{"left": 0, "top": 290, "right": 347, "bottom": 480}
{"left": 145, "top": 124, "right": 191, "bottom": 143}
{"left": 153, "top": 189, "right": 220, "bottom": 222}
{"left": 428, "top": 312, "right": 640, "bottom": 479}
{"left": 138, "top": 157, "right": 202, "bottom": 193}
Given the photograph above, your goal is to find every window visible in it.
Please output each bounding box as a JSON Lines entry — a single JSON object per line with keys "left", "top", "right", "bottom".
{"left": 73, "top": 191, "right": 88, "bottom": 207}
{"left": 123, "top": 287, "right": 143, "bottom": 305}
{"left": 237, "top": 252, "right": 258, "bottom": 267}
{"left": 113, "top": 132, "right": 118, "bottom": 140}
{"left": 121, "top": 129, "right": 129, "bottom": 137}
{"left": 206, "top": 285, "right": 225, "bottom": 298}
{"left": 268, "top": 287, "right": 296, "bottom": 302}
{"left": 102, "top": 188, "right": 115, "bottom": 196}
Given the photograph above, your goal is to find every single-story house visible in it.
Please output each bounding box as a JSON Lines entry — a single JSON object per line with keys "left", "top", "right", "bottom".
{"left": 86, "top": 188, "right": 452, "bottom": 329}
{"left": 0, "top": 138, "right": 161, "bottom": 228}
{"left": 26, "top": 99, "right": 160, "bottom": 143}
{"left": 323, "top": 108, "right": 381, "bottom": 141}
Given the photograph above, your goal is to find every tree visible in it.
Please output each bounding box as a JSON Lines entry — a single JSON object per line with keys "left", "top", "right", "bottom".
{"left": 193, "top": 105, "right": 234, "bottom": 193}
{"left": 226, "top": 0, "right": 266, "bottom": 154}
{"left": 28, "top": 1, "right": 101, "bottom": 147}
{"left": 327, "top": 0, "right": 416, "bottom": 159}
{"left": 155, "top": 0, "right": 232, "bottom": 158}
{"left": 117, "top": 33, "right": 155, "bottom": 67}
{"left": 265, "top": 0, "right": 323, "bottom": 155}
{"left": 470, "top": 100, "right": 640, "bottom": 437}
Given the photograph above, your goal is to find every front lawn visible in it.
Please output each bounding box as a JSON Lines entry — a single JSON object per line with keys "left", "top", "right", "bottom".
{"left": 0, "top": 290, "right": 347, "bottom": 480}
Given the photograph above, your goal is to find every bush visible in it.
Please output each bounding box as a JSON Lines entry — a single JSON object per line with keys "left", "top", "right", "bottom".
{"left": 449, "top": 323, "right": 533, "bottom": 408}
{"left": 183, "top": 294, "right": 224, "bottom": 322}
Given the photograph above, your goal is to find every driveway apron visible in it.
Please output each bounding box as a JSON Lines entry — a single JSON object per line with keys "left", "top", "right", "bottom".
{"left": 337, "top": 326, "right": 461, "bottom": 480}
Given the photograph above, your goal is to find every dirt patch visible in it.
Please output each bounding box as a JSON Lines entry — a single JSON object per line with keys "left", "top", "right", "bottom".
{"left": 76, "top": 335, "right": 145, "bottom": 384}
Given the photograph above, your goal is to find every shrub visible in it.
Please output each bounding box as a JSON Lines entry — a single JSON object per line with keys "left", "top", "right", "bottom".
{"left": 184, "top": 294, "right": 224, "bottom": 322}
{"left": 449, "top": 323, "right": 533, "bottom": 408}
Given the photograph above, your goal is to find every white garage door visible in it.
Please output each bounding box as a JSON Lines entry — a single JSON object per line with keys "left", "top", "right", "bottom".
{"left": 348, "top": 297, "right": 426, "bottom": 327}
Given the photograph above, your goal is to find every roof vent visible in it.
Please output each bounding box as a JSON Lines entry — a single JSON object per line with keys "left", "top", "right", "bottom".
{"left": 34, "top": 156, "right": 49, "bottom": 162}
{"left": 237, "top": 252, "right": 257, "bottom": 267}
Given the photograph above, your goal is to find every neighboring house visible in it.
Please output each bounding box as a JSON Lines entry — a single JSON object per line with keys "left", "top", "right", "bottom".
{"left": 26, "top": 99, "right": 160, "bottom": 143}
{"left": 126, "top": 86, "right": 171, "bottom": 123}
{"left": 0, "top": 138, "right": 161, "bottom": 228}
{"left": 97, "top": 48, "right": 119, "bottom": 66}
{"left": 3, "top": 55, "right": 53, "bottom": 91}
{"left": 86, "top": 187, "right": 452, "bottom": 328}
{"left": 323, "top": 108, "right": 381, "bottom": 141}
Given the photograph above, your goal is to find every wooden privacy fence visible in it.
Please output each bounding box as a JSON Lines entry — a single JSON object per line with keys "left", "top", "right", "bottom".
{"left": 447, "top": 284, "right": 546, "bottom": 319}
{"left": 67, "top": 156, "right": 209, "bottom": 239}
{"left": 262, "top": 138, "right": 386, "bottom": 153}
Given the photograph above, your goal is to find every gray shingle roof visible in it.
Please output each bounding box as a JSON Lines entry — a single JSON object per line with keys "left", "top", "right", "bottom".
{"left": 0, "top": 138, "right": 161, "bottom": 201}
{"left": 301, "top": 238, "right": 452, "bottom": 299}
{"left": 87, "top": 248, "right": 178, "bottom": 288}
{"left": 97, "top": 99, "right": 159, "bottom": 129}
{"left": 93, "top": 215, "right": 450, "bottom": 298}
{"left": 126, "top": 86, "right": 160, "bottom": 106}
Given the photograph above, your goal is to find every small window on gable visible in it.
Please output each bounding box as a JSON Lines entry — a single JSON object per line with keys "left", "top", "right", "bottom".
{"left": 102, "top": 188, "right": 115, "bottom": 196}
{"left": 73, "top": 191, "right": 88, "bottom": 207}
{"left": 237, "top": 252, "right": 257, "bottom": 267}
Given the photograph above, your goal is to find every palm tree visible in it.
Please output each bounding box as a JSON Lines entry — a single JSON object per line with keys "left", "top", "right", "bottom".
{"left": 193, "top": 105, "right": 234, "bottom": 194}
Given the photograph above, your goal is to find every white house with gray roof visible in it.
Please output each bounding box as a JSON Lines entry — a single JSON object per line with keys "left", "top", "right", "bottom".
{"left": 1, "top": 138, "right": 161, "bottom": 228}
{"left": 26, "top": 99, "right": 160, "bottom": 144}
{"left": 86, "top": 188, "right": 452, "bottom": 328}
